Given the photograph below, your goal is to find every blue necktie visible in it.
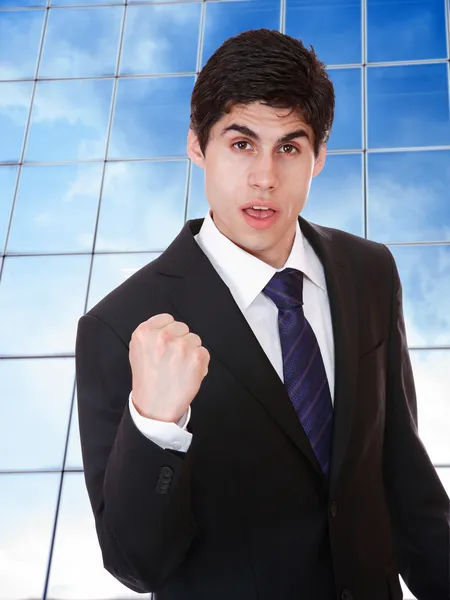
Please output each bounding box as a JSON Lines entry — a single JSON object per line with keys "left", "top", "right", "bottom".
{"left": 263, "top": 268, "right": 333, "bottom": 477}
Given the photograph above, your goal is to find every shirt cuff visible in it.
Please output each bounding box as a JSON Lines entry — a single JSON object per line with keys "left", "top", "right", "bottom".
{"left": 128, "top": 392, "right": 192, "bottom": 452}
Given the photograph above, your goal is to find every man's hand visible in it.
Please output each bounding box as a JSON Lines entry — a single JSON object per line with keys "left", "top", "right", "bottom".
{"left": 129, "top": 313, "right": 210, "bottom": 423}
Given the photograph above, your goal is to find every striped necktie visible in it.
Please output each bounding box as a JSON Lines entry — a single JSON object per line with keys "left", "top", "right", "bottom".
{"left": 263, "top": 267, "right": 333, "bottom": 477}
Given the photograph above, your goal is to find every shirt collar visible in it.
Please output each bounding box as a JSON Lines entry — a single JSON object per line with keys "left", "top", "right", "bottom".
{"left": 194, "top": 209, "right": 326, "bottom": 313}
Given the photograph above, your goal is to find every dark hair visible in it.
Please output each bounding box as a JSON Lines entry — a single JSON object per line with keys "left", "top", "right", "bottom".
{"left": 190, "top": 29, "right": 335, "bottom": 159}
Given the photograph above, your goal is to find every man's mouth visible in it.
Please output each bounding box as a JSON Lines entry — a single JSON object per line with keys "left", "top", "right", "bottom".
{"left": 243, "top": 207, "right": 276, "bottom": 219}
{"left": 241, "top": 207, "right": 280, "bottom": 229}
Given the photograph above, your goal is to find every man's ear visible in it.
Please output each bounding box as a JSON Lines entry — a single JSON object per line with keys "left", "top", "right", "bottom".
{"left": 187, "top": 128, "right": 206, "bottom": 169}
{"left": 312, "top": 144, "right": 327, "bottom": 178}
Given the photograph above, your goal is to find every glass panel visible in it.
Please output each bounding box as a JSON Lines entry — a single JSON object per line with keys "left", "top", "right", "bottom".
{"left": 410, "top": 350, "right": 450, "bottom": 465}
{"left": 128, "top": 0, "right": 191, "bottom": 3}
{"left": 47, "top": 472, "right": 147, "bottom": 599}
{"left": 96, "top": 161, "right": 187, "bottom": 251}
{"left": 0, "top": 9, "right": 44, "bottom": 80}
{"left": 87, "top": 252, "right": 160, "bottom": 311}
{"left": 437, "top": 468, "right": 450, "bottom": 494}
{"left": 39, "top": 6, "right": 122, "bottom": 78}
{"left": 327, "top": 68, "right": 362, "bottom": 151}
{"left": 0, "top": 166, "right": 18, "bottom": 252}
{"left": 368, "top": 151, "right": 450, "bottom": 243}
{"left": 51, "top": 0, "right": 123, "bottom": 4}
{"left": 0, "top": 358, "right": 74, "bottom": 470}
{"left": 120, "top": 3, "right": 200, "bottom": 76}
{"left": 0, "top": 0, "right": 46, "bottom": 5}
{"left": 0, "top": 255, "right": 90, "bottom": 355}
{"left": 0, "top": 81, "right": 33, "bottom": 163}
{"left": 7, "top": 164, "right": 102, "bottom": 253}
{"left": 109, "top": 76, "right": 193, "bottom": 160}
{"left": 367, "top": 0, "right": 447, "bottom": 62}
{"left": 367, "top": 64, "right": 450, "bottom": 149}
{"left": 25, "top": 79, "right": 113, "bottom": 162}
{"left": 388, "top": 245, "right": 450, "bottom": 347}
{"left": 65, "top": 390, "right": 82, "bottom": 470}
{"left": 187, "top": 162, "right": 208, "bottom": 220}
{"left": 202, "top": 0, "right": 281, "bottom": 67}
{"left": 286, "top": 0, "right": 361, "bottom": 66}
{"left": 301, "top": 153, "right": 363, "bottom": 236}
{"left": 0, "top": 473, "right": 60, "bottom": 600}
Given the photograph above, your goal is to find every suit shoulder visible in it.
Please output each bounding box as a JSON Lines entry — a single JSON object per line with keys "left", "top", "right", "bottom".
{"left": 308, "top": 222, "right": 395, "bottom": 292}
{"left": 317, "top": 223, "right": 392, "bottom": 266}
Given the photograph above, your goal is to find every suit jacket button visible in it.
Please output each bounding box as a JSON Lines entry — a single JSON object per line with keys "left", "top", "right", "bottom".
{"left": 156, "top": 481, "right": 170, "bottom": 495}
{"left": 160, "top": 466, "right": 174, "bottom": 478}
{"left": 340, "top": 589, "right": 353, "bottom": 600}
{"left": 330, "top": 501, "right": 338, "bottom": 518}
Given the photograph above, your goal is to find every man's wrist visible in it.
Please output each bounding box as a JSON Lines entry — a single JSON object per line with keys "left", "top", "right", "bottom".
{"left": 130, "top": 392, "right": 191, "bottom": 429}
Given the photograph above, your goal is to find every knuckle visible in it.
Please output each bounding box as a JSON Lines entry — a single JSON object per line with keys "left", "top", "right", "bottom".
{"left": 131, "top": 327, "right": 143, "bottom": 341}
{"left": 146, "top": 313, "right": 174, "bottom": 330}
{"left": 197, "top": 346, "right": 209, "bottom": 360}
{"left": 159, "top": 329, "right": 172, "bottom": 343}
{"left": 176, "top": 338, "right": 189, "bottom": 353}
{"left": 173, "top": 321, "right": 190, "bottom": 335}
{"left": 187, "top": 332, "right": 201, "bottom": 345}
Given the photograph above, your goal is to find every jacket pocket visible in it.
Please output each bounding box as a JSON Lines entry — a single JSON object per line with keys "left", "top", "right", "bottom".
{"left": 358, "top": 338, "right": 386, "bottom": 361}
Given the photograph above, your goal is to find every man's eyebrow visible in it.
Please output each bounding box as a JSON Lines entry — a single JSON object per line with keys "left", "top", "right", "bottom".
{"left": 220, "top": 123, "right": 311, "bottom": 144}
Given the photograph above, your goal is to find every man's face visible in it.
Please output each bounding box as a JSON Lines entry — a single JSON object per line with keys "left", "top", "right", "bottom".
{"left": 187, "top": 102, "right": 327, "bottom": 268}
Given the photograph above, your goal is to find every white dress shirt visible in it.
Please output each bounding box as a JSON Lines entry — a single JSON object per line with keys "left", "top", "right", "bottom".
{"left": 129, "top": 209, "right": 335, "bottom": 453}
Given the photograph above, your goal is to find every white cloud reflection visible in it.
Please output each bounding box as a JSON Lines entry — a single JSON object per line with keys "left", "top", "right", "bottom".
{"left": 47, "top": 473, "right": 145, "bottom": 599}
{"left": 0, "top": 8, "right": 44, "bottom": 79}
{"left": 410, "top": 350, "right": 450, "bottom": 465}
{"left": 120, "top": 3, "right": 200, "bottom": 75}
{"left": 95, "top": 160, "right": 188, "bottom": 251}
{"left": 0, "top": 473, "right": 59, "bottom": 600}
{"left": 39, "top": 6, "right": 122, "bottom": 78}
{"left": 368, "top": 151, "right": 450, "bottom": 243}
{"left": 0, "top": 254, "right": 91, "bottom": 355}
{"left": 390, "top": 245, "right": 450, "bottom": 347}
{"left": 0, "top": 358, "right": 74, "bottom": 470}
{"left": 7, "top": 163, "right": 103, "bottom": 253}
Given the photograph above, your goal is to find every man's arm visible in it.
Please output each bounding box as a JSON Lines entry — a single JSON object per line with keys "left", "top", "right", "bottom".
{"left": 382, "top": 246, "right": 450, "bottom": 600}
{"left": 75, "top": 313, "right": 196, "bottom": 593}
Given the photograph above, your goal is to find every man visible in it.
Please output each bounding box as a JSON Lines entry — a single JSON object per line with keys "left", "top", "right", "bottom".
{"left": 75, "top": 29, "right": 449, "bottom": 600}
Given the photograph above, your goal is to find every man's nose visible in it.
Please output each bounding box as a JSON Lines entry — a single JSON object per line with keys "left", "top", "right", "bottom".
{"left": 248, "top": 153, "right": 279, "bottom": 192}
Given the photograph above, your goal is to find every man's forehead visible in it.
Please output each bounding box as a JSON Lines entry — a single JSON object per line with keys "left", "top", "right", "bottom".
{"left": 220, "top": 103, "right": 311, "bottom": 132}
{"left": 229, "top": 101, "right": 300, "bottom": 118}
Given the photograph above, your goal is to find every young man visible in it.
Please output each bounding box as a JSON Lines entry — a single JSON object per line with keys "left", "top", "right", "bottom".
{"left": 75, "top": 29, "right": 449, "bottom": 600}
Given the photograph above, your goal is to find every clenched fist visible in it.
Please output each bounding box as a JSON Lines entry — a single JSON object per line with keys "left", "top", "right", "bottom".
{"left": 129, "top": 313, "right": 210, "bottom": 423}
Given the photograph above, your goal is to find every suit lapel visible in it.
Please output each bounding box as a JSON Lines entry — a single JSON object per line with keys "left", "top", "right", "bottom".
{"left": 298, "top": 217, "right": 359, "bottom": 494}
{"left": 155, "top": 216, "right": 359, "bottom": 494}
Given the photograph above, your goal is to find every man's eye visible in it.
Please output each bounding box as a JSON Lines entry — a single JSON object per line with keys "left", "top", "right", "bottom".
{"left": 233, "top": 141, "right": 251, "bottom": 150}
{"left": 280, "top": 144, "right": 298, "bottom": 154}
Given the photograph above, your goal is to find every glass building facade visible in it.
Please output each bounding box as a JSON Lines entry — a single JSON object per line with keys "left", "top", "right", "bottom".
{"left": 0, "top": 0, "right": 449, "bottom": 598}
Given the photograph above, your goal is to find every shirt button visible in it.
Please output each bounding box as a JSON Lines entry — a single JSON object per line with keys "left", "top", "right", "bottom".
{"left": 330, "top": 501, "right": 338, "bottom": 518}
{"left": 340, "top": 589, "right": 353, "bottom": 600}
{"left": 172, "top": 442, "right": 181, "bottom": 450}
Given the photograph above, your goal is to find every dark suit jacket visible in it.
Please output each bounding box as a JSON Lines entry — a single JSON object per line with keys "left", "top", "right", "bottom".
{"left": 75, "top": 216, "right": 449, "bottom": 600}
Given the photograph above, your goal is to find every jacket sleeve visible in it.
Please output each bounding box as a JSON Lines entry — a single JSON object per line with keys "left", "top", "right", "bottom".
{"left": 382, "top": 246, "right": 450, "bottom": 600}
{"left": 75, "top": 313, "right": 196, "bottom": 593}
